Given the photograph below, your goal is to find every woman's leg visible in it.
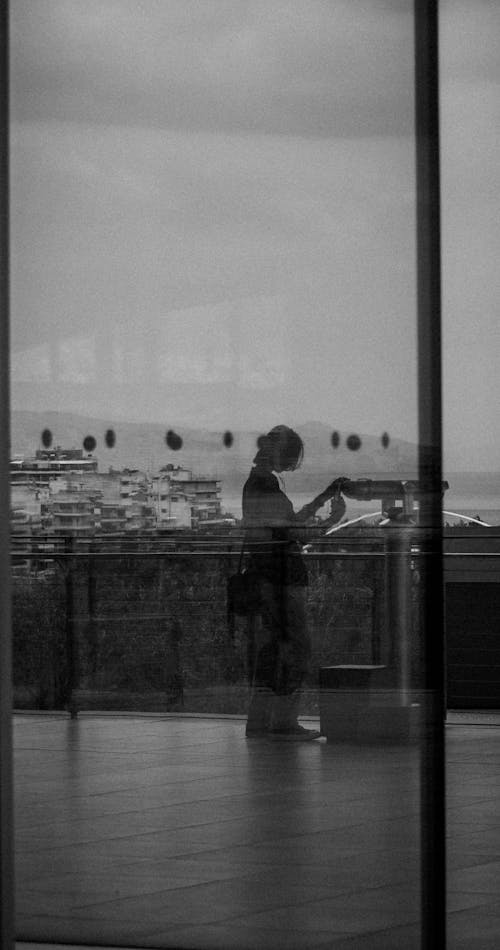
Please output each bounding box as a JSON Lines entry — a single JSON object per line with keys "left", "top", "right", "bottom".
{"left": 270, "top": 587, "right": 320, "bottom": 738}
{"left": 245, "top": 614, "right": 274, "bottom": 736}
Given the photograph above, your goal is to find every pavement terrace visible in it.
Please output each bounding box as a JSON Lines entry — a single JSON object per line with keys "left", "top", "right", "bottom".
{"left": 13, "top": 711, "right": 500, "bottom": 950}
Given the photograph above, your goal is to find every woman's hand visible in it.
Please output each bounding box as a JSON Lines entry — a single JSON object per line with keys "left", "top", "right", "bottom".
{"left": 324, "top": 476, "right": 349, "bottom": 500}
{"left": 329, "top": 494, "right": 347, "bottom": 524}
{"left": 296, "top": 477, "right": 348, "bottom": 523}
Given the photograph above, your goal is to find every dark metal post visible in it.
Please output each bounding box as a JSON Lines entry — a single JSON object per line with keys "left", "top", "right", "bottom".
{"left": 384, "top": 526, "right": 412, "bottom": 704}
{"left": 0, "top": 5, "right": 14, "bottom": 946}
{"left": 88, "top": 541, "right": 98, "bottom": 680}
{"left": 415, "top": 3, "right": 446, "bottom": 948}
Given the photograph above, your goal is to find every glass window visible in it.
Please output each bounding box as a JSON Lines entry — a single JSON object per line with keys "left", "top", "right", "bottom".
{"left": 7, "top": 2, "right": 453, "bottom": 948}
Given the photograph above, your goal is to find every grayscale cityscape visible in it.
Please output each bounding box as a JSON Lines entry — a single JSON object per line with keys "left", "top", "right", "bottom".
{"left": 3, "top": 2, "right": 500, "bottom": 950}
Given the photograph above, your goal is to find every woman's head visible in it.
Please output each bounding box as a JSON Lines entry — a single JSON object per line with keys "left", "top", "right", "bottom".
{"left": 254, "top": 425, "right": 304, "bottom": 472}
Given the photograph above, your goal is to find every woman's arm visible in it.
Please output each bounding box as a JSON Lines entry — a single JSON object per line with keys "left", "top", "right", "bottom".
{"left": 294, "top": 477, "right": 348, "bottom": 524}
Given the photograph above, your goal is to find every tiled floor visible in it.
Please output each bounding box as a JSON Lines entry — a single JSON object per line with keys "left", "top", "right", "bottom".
{"left": 13, "top": 711, "right": 500, "bottom": 950}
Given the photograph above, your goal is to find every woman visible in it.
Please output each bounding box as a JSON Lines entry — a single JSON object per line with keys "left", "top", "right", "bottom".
{"left": 242, "top": 425, "right": 347, "bottom": 739}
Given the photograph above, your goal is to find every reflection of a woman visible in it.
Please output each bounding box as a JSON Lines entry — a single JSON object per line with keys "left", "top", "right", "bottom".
{"left": 242, "top": 425, "right": 347, "bottom": 739}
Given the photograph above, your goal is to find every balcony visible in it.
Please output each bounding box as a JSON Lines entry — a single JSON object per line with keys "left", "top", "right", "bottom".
{"left": 10, "top": 531, "right": 500, "bottom": 947}
{"left": 11, "top": 532, "right": 388, "bottom": 716}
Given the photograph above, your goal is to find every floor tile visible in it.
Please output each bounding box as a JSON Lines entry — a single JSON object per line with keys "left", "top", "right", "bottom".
{"left": 448, "top": 860, "right": 500, "bottom": 894}
{"left": 12, "top": 713, "right": 500, "bottom": 950}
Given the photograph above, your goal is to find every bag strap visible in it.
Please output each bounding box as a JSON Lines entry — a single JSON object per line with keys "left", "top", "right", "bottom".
{"left": 237, "top": 535, "right": 246, "bottom": 573}
{"left": 227, "top": 535, "right": 247, "bottom": 640}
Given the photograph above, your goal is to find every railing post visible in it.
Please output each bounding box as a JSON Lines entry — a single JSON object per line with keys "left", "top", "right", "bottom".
{"left": 64, "top": 536, "right": 78, "bottom": 718}
{"left": 384, "top": 526, "right": 412, "bottom": 706}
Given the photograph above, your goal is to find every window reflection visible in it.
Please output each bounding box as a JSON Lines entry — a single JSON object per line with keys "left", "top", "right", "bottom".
{"left": 6, "top": 2, "right": 453, "bottom": 949}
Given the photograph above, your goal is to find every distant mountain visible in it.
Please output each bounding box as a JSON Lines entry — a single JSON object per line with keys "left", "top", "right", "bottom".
{"left": 11, "top": 410, "right": 419, "bottom": 495}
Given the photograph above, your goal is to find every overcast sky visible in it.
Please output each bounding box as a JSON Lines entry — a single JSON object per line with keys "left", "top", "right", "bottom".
{"left": 9, "top": 0, "right": 500, "bottom": 470}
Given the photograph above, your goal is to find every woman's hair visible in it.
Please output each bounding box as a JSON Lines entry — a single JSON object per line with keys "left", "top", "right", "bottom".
{"left": 254, "top": 425, "right": 304, "bottom": 471}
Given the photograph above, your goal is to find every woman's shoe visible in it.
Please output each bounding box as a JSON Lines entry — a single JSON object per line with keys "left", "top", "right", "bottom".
{"left": 269, "top": 724, "right": 321, "bottom": 740}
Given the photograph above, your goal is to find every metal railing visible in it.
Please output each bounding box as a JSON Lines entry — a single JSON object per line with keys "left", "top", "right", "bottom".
{"left": 11, "top": 527, "right": 500, "bottom": 715}
{"left": 11, "top": 532, "right": 387, "bottom": 716}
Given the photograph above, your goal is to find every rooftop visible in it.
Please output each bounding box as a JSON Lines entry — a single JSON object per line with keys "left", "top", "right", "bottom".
{"left": 13, "top": 710, "right": 500, "bottom": 950}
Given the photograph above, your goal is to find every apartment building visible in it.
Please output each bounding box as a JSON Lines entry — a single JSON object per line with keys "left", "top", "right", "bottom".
{"left": 12, "top": 452, "right": 224, "bottom": 536}
{"left": 153, "top": 465, "right": 223, "bottom": 529}
{"left": 10, "top": 447, "right": 98, "bottom": 490}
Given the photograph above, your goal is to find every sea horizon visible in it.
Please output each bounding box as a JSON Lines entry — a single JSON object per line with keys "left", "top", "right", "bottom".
{"left": 221, "top": 477, "right": 500, "bottom": 525}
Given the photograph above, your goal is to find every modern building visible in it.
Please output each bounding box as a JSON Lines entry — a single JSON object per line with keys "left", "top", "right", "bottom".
{"left": 10, "top": 447, "right": 98, "bottom": 494}
{"left": 42, "top": 490, "right": 98, "bottom": 537}
{"left": 10, "top": 484, "right": 46, "bottom": 572}
{"left": 10, "top": 508, "right": 37, "bottom": 573}
{"left": 152, "top": 465, "right": 223, "bottom": 530}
